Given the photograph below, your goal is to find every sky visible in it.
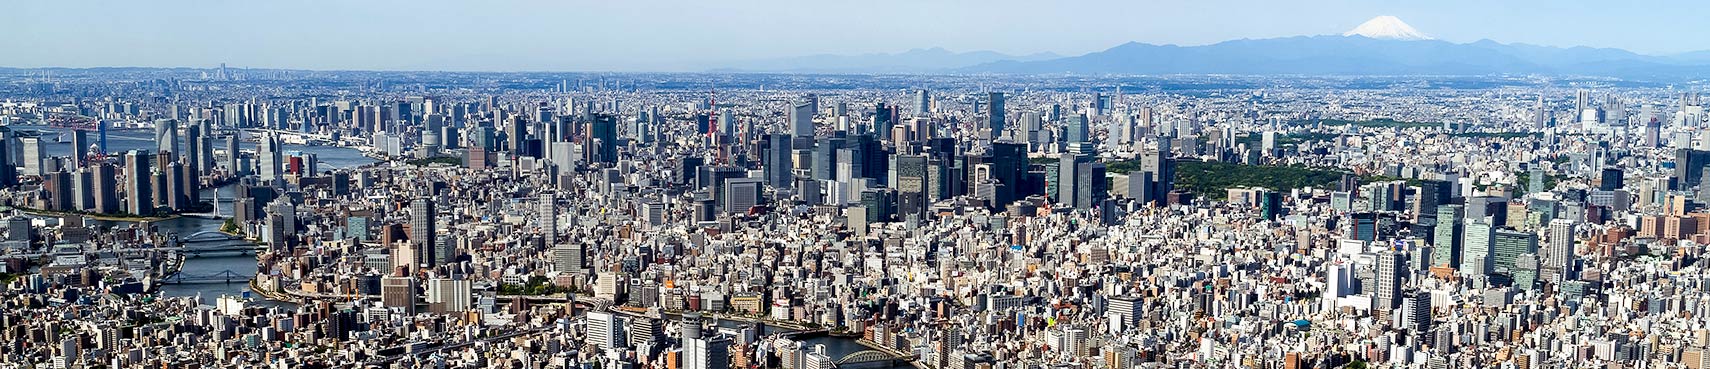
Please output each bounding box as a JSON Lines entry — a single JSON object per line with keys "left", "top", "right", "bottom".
{"left": 5, "top": 0, "right": 1707, "bottom": 72}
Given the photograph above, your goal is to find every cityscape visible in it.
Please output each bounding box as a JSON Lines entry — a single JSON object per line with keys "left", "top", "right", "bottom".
{"left": 7, "top": 3, "right": 1710, "bottom": 369}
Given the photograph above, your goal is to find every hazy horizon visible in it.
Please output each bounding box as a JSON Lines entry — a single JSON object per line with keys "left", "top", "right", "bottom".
{"left": 7, "top": 0, "right": 1709, "bottom": 72}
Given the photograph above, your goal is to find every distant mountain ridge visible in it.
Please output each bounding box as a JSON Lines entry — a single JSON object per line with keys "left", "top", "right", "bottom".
{"left": 712, "top": 47, "right": 1059, "bottom": 73}
{"left": 960, "top": 36, "right": 1710, "bottom": 79}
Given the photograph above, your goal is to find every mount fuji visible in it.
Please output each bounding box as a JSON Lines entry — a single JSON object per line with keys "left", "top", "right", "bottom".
{"left": 1343, "top": 16, "right": 1433, "bottom": 41}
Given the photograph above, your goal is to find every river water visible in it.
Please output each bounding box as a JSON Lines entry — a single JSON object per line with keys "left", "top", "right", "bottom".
{"left": 39, "top": 127, "right": 899, "bottom": 363}
{"left": 26, "top": 126, "right": 379, "bottom": 301}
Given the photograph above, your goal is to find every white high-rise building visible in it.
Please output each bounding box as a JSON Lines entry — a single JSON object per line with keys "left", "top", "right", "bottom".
{"left": 1544, "top": 219, "right": 1577, "bottom": 282}
{"left": 425, "top": 278, "right": 471, "bottom": 314}
{"left": 684, "top": 334, "right": 731, "bottom": 369}
{"left": 586, "top": 311, "right": 623, "bottom": 351}
{"left": 20, "top": 136, "right": 42, "bottom": 176}
{"left": 258, "top": 133, "right": 283, "bottom": 182}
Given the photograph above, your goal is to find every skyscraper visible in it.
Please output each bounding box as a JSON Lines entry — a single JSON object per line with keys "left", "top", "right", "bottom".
{"left": 259, "top": 133, "right": 283, "bottom": 182}
{"left": 424, "top": 278, "right": 471, "bottom": 314}
{"left": 1056, "top": 143, "right": 1105, "bottom": 210}
{"left": 1461, "top": 219, "right": 1495, "bottom": 277}
{"left": 792, "top": 101, "right": 816, "bottom": 139}
{"left": 765, "top": 134, "right": 793, "bottom": 189}
{"left": 1492, "top": 228, "right": 1538, "bottom": 275}
{"left": 1141, "top": 138, "right": 1175, "bottom": 203}
{"left": 411, "top": 197, "right": 437, "bottom": 270}
{"left": 1575, "top": 89, "right": 1590, "bottom": 122}
{"left": 124, "top": 151, "right": 152, "bottom": 215}
{"left": 684, "top": 329, "right": 731, "bottom": 369}
{"left": 69, "top": 130, "right": 88, "bottom": 169}
{"left": 914, "top": 89, "right": 930, "bottom": 116}
{"left": 1432, "top": 204, "right": 1464, "bottom": 268}
{"left": 381, "top": 276, "right": 417, "bottom": 314}
{"left": 1544, "top": 219, "right": 1577, "bottom": 282}
{"left": 1373, "top": 251, "right": 1405, "bottom": 311}
{"left": 155, "top": 118, "right": 179, "bottom": 156}
{"left": 987, "top": 92, "right": 1005, "bottom": 135}
{"left": 588, "top": 113, "right": 617, "bottom": 164}
{"left": 19, "top": 136, "right": 43, "bottom": 177}
{"left": 0, "top": 129, "right": 14, "bottom": 189}
{"left": 92, "top": 163, "right": 118, "bottom": 214}
{"left": 538, "top": 193, "right": 557, "bottom": 240}
{"left": 587, "top": 311, "right": 623, "bottom": 351}
{"left": 1065, "top": 114, "right": 1090, "bottom": 144}
{"left": 225, "top": 134, "right": 240, "bottom": 175}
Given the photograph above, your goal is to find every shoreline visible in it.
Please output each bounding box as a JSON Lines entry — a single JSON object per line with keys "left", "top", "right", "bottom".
{"left": 14, "top": 207, "right": 181, "bottom": 222}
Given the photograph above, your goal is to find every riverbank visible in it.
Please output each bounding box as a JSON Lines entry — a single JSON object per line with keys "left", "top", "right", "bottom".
{"left": 13, "top": 206, "right": 180, "bottom": 222}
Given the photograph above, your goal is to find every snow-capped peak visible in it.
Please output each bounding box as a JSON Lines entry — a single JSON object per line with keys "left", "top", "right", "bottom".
{"left": 1343, "top": 16, "right": 1432, "bottom": 41}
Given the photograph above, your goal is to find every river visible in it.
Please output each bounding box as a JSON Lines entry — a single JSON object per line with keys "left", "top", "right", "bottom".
{"left": 28, "top": 126, "right": 381, "bottom": 303}
{"left": 40, "top": 126, "right": 898, "bottom": 363}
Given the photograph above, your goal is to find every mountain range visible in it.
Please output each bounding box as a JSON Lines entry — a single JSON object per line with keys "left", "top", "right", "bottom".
{"left": 718, "top": 17, "right": 1710, "bottom": 80}
{"left": 711, "top": 47, "right": 1059, "bottom": 74}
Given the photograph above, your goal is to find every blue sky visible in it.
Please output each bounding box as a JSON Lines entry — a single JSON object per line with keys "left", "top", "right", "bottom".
{"left": 4, "top": 0, "right": 1703, "bottom": 71}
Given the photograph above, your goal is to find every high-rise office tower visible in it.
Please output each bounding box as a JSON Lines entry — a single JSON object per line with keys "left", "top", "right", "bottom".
{"left": 790, "top": 102, "right": 817, "bottom": 140}
{"left": 914, "top": 89, "right": 930, "bottom": 116}
{"left": 765, "top": 134, "right": 793, "bottom": 189}
{"left": 258, "top": 133, "right": 283, "bottom": 182}
{"left": 1533, "top": 95, "right": 1548, "bottom": 129}
{"left": 1492, "top": 228, "right": 1538, "bottom": 275}
{"left": 380, "top": 276, "right": 417, "bottom": 314}
{"left": 124, "top": 151, "right": 153, "bottom": 215}
{"left": 587, "top": 311, "right": 623, "bottom": 351}
{"left": 1141, "top": 138, "right": 1175, "bottom": 203}
{"left": 684, "top": 330, "right": 732, "bottom": 369}
{"left": 0, "top": 129, "right": 15, "bottom": 189}
{"left": 92, "top": 163, "right": 118, "bottom": 214}
{"left": 588, "top": 113, "right": 617, "bottom": 164}
{"left": 1403, "top": 291, "right": 1431, "bottom": 334}
{"left": 1432, "top": 204, "right": 1464, "bottom": 268}
{"left": 225, "top": 135, "right": 240, "bottom": 175}
{"left": 411, "top": 197, "right": 437, "bottom": 269}
{"left": 1373, "top": 251, "right": 1405, "bottom": 311}
{"left": 892, "top": 154, "right": 928, "bottom": 219}
{"left": 987, "top": 92, "right": 1006, "bottom": 135}
{"left": 873, "top": 103, "right": 896, "bottom": 137}
{"left": 989, "top": 141, "right": 1028, "bottom": 208}
{"left": 1056, "top": 144, "right": 1106, "bottom": 209}
{"left": 424, "top": 278, "right": 471, "bottom": 315}
{"left": 1544, "top": 219, "right": 1577, "bottom": 282}
{"left": 155, "top": 119, "right": 179, "bottom": 156}
{"left": 538, "top": 193, "right": 556, "bottom": 240}
{"left": 1461, "top": 219, "right": 1495, "bottom": 277}
{"left": 44, "top": 171, "right": 72, "bottom": 211}
{"left": 554, "top": 243, "right": 584, "bottom": 273}
{"left": 19, "top": 136, "right": 43, "bottom": 177}
{"left": 1065, "top": 114, "right": 1090, "bottom": 143}
{"left": 73, "top": 169, "right": 94, "bottom": 211}
{"left": 164, "top": 162, "right": 186, "bottom": 211}
{"left": 69, "top": 130, "right": 89, "bottom": 169}
{"left": 1575, "top": 89, "right": 1590, "bottom": 121}
{"left": 723, "top": 178, "right": 761, "bottom": 214}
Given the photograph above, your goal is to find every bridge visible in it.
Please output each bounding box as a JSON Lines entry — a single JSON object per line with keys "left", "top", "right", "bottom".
{"left": 170, "top": 231, "right": 264, "bottom": 255}
{"left": 835, "top": 349, "right": 906, "bottom": 368}
{"left": 160, "top": 270, "right": 254, "bottom": 284}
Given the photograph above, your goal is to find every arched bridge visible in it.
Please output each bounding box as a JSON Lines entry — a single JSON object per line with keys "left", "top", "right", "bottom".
{"left": 835, "top": 350, "right": 901, "bottom": 367}
{"left": 184, "top": 231, "right": 239, "bottom": 242}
